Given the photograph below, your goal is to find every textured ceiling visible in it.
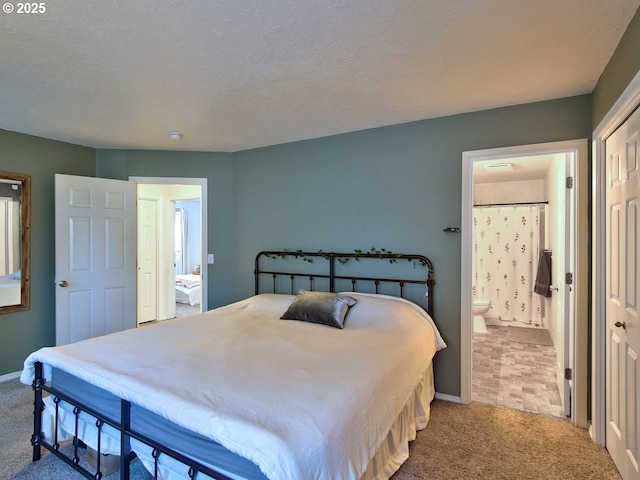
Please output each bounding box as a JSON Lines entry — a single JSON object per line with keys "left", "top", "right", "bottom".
{"left": 0, "top": 0, "right": 639, "bottom": 152}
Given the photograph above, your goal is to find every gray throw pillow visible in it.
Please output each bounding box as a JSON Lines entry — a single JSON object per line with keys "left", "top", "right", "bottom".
{"left": 280, "top": 290, "right": 357, "bottom": 329}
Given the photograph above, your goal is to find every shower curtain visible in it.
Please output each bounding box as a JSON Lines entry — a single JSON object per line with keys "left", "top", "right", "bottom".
{"left": 473, "top": 205, "right": 544, "bottom": 325}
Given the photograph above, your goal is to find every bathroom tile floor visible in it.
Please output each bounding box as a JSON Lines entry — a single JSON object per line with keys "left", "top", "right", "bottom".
{"left": 473, "top": 325, "right": 565, "bottom": 418}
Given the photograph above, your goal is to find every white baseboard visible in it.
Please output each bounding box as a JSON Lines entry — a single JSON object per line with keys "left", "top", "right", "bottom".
{"left": 435, "top": 392, "right": 462, "bottom": 403}
{"left": 0, "top": 371, "right": 21, "bottom": 383}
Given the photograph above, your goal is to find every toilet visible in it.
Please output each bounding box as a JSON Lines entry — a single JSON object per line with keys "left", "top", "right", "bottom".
{"left": 473, "top": 299, "right": 491, "bottom": 333}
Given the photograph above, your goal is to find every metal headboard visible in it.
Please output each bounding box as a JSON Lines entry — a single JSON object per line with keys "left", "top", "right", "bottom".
{"left": 254, "top": 250, "right": 435, "bottom": 318}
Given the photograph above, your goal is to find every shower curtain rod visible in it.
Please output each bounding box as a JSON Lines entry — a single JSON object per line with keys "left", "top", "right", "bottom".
{"left": 473, "top": 201, "right": 549, "bottom": 207}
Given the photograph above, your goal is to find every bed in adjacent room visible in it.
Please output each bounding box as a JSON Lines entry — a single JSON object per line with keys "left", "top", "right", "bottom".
{"left": 175, "top": 273, "right": 201, "bottom": 306}
{"left": 21, "top": 250, "right": 445, "bottom": 480}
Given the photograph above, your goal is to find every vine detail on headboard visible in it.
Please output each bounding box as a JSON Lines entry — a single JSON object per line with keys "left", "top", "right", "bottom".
{"left": 263, "top": 247, "right": 429, "bottom": 268}
{"left": 255, "top": 249, "right": 435, "bottom": 318}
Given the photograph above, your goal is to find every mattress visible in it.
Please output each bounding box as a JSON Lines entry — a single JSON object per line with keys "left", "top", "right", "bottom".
{"left": 22, "top": 293, "right": 446, "bottom": 480}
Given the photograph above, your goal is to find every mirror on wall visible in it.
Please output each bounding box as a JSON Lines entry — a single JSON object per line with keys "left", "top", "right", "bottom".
{"left": 0, "top": 171, "right": 30, "bottom": 313}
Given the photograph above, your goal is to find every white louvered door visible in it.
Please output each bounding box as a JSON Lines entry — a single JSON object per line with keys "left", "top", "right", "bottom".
{"left": 606, "top": 107, "right": 640, "bottom": 480}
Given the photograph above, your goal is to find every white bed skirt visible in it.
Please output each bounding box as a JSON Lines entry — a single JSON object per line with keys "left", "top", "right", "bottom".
{"left": 362, "top": 364, "right": 434, "bottom": 480}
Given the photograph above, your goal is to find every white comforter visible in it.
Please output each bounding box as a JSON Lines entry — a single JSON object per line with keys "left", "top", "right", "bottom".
{"left": 21, "top": 293, "right": 445, "bottom": 480}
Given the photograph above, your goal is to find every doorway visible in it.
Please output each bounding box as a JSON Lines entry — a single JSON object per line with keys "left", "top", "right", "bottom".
{"left": 132, "top": 177, "right": 208, "bottom": 325}
{"left": 461, "top": 139, "right": 589, "bottom": 426}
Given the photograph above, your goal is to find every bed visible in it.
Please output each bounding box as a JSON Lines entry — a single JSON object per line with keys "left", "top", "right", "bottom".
{"left": 21, "top": 250, "right": 445, "bottom": 480}
{"left": 175, "top": 274, "right": 201, "bottom": 306}
{"left": 0, "top": 272, "right": 21, "bottom": 305}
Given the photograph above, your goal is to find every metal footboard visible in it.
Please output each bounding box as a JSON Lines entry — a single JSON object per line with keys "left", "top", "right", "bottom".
{"left": 31, "top": 361, "right": 234, "bottom": 480}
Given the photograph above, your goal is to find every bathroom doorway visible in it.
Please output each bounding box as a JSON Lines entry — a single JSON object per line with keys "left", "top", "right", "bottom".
{"left": 460, "top": 140, "right": 588, "bottom": 425}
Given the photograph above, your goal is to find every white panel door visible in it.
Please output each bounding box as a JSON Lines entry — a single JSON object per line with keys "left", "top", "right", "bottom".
{"left": 606, "top": 108, "right": 640, "bottom": 480}
{"left": 55, "top": 174, "right": 136, "bottom": 345}
{"left": 137, "top": 198, "right": 158, "bottom": 324}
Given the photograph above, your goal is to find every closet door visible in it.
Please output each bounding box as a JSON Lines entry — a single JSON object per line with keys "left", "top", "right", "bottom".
{"left": 605, "top": 107, "right": 640, "bottom": 480}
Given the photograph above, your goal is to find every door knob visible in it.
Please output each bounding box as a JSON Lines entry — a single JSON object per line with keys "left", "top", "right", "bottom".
{"left": 58, "top": 280, "right": 69, "bottom": 287}
{"left": 614, "top": 321, "right": 626, "bottom": 330}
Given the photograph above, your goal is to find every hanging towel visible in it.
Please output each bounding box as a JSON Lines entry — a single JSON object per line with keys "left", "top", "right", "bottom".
{"left": 534, "top": 250, "right": 552, "bottom": 297}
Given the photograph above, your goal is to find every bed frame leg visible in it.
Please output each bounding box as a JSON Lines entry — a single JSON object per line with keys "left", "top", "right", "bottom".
{"left": 120, "top": 399, "right": 131, "bottom": 479}
{"left": 31, "top": 361, "right": 44, "bottom": 461}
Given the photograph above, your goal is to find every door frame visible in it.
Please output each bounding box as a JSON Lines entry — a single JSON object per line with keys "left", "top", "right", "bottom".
{"left": 591, "top": 69, "right": 640, "bottom": 446}
{"left": 460, "top": 139, "right": 588, "bottom": 427}
{"left": 130, "top": 176, "right": 208, "bottom": 313}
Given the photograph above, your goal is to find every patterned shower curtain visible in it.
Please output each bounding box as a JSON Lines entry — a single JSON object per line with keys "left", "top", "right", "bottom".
{"left": 472, "top": 205, "right": 544, "bottom": 325}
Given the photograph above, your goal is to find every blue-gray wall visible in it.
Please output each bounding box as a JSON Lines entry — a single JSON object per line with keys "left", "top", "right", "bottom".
{"left": 0, "top": 130, "right": 95, "bottom": 374}
{"left": 592, "top": 6, "right": 640, "bottom": 127}
{"left": 93, "top": 97, "right": 591, "bottom": 396}
{"left": 92, "top": 97, "right": 591, "bottom": 395}
{"left": 232, "top": 96, "right": 592, "bottom": 395}
{"left": 0, "top": 97, "right": 608, "bottom": 392}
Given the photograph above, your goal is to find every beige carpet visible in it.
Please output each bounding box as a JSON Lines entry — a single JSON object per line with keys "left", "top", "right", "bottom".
{"left": 392, "top": 400, "right": 621, "bottom": 479}
{"left": 506, "top": 326, "right": 554, "bottom": 345}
